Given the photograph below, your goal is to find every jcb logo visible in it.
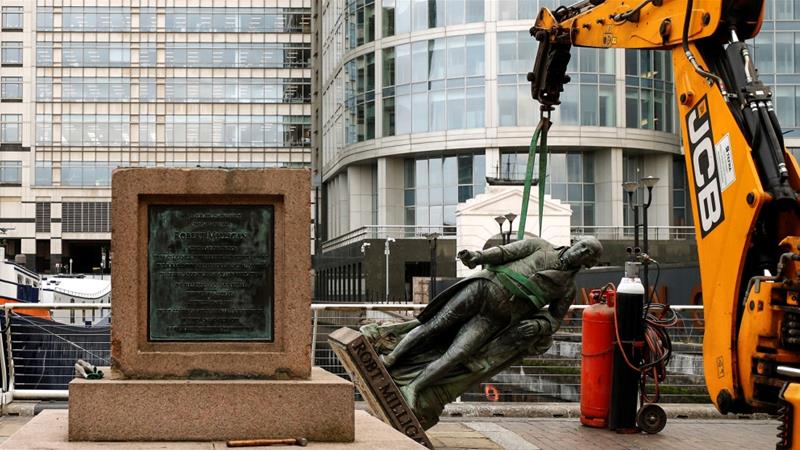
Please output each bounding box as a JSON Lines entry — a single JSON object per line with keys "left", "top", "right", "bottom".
{"left": 687, "top": 96, "right": 724, "bottom": 237}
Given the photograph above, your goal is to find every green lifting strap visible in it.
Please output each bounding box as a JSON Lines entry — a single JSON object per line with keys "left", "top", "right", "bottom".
{"left": 487, "top": 266, "right": 547, "bottom": 310}
{"left": 516, "top": 115, "right": 552, "bottom": 241}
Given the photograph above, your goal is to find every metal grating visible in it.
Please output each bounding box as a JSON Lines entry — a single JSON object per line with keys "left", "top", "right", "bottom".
{"left": 35, "top": 202, "right": 51, "bottom": 233}
{"left": 62, "top": 202, "right": 110, "bottom": 233}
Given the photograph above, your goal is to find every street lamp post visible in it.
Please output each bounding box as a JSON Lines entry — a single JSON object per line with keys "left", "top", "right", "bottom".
{"left": 504, "top": 213, "right": 517, "bottom": 243}
{"left": 621, "top": 176, "right": 660, "bottom": 303}
{"left": 425, "top": 233, "right": 440, "bottom": 299}
{"left": 494, "top": 216, "right": 507, "bottom": 244}
{"left": 360, "top": 242, "right": 371, "bottom": 301}
{"left": 384, "top": 237, "right": 395, "bottom": 301}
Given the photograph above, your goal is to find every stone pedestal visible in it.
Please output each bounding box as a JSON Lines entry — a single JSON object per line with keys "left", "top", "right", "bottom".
{"left": 69, "top": 367, "right": 354, "bottom": 442}
{"left": 68, "top": 168, "right": 355, "bottom": 444}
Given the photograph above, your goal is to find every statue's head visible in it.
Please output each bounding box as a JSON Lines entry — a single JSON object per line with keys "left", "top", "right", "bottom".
{"left": 562, "top": 237, "right": 603, "bottom": 269}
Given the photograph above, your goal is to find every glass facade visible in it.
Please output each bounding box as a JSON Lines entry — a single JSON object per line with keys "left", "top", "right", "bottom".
{"left": 625, "top": 50, "right": 675, "bottom": 133}
{"left": 382, "top": 0, "right": 483, "bottom": 37}
{"left": 164, "top": 8, "right": 310, "bottom": 33}
{"left": 383, "top": 34, "right": 484, "bottom": 135}
{"left": 404, "top": 154, "right": 486, "bottom": 227}
{"left": 346, "top": 0, "right": 375, "bottom": 50}
{"left": 344, "top": 53, "right": 376, "bottom": 144}
{"left": 499, "top": 151, "right": 596, "bottom": 226}
{"left": 672, "top": 155, "right": 693, "bottom": 227}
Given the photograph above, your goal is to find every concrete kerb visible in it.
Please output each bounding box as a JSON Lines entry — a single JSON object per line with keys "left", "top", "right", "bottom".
{"left": 438, "top": 402, "right": 775, "bottom": 421}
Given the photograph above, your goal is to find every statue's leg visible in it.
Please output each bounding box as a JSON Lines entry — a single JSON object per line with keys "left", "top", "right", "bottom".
{"left": 382, "top": 285, "right": 481, "bottom": 368}
{"left": 401, "top": 315, "right": 498, "bottom": 406}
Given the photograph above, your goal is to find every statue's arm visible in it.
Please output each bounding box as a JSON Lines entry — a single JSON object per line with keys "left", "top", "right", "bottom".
{"left": 518, "top": 285, "right": 576, "bottom": 336}
{"left": 460, "top": 238, "right": 549, "bottom": 268}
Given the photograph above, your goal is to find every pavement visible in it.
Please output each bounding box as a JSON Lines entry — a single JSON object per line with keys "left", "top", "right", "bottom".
{"left": 0, "top": 403, "right": 783, "bottom": 449}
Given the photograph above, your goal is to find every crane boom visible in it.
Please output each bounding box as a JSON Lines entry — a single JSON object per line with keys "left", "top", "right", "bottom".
{"left": 530, "top": 1, "right": 800, "bottom": 448}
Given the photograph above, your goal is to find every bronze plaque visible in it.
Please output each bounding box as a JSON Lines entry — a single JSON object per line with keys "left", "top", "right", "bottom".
{"left": 148, "top": 204, "right": 274, "bottom": 341}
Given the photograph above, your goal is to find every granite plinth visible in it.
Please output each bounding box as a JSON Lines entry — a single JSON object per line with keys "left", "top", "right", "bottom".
{"left": 3, "top": 410, "right": 424, "bottom": 450}
{"left": 68, "top": 367, "right": 353, "bottom": 442}
{"left": 111, "top": 168, "right": 312, "bottom": 380}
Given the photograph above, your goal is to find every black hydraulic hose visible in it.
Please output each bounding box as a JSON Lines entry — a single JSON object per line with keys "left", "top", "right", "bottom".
{"left": 767, "top": 105, "right": 786, "bottom": 150}
{"left": 758, "top": 106, "right": 788, "bottom": 180}
{"left": 681, "top": 0, "right": 727, "bottom": 94}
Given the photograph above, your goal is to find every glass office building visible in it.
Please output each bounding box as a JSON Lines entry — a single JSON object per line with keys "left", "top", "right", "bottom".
{"left": 316, "top": 0, "right": 693, "bottom": 241}
{"left": 312, "top": 0, "right": 800, "bottom": 300}
{"left": 0, "top": 2, "right": 311, "bottom": 273}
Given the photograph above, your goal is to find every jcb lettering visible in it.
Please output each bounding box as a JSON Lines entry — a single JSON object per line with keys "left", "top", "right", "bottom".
{"left": 686, "top": 96, "right": 725, "bottom": 237}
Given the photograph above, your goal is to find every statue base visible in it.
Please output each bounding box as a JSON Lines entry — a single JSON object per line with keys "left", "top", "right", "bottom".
{"left": 328, "top": 327, "right": 433, "bottom": 449}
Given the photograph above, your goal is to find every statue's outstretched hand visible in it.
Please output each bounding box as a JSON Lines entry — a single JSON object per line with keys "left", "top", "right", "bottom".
{"left": 518, "top": 320, "right": 543, "bottom": 338}
{"left": 457, "top": 250, "right": 480, "bottom": 269}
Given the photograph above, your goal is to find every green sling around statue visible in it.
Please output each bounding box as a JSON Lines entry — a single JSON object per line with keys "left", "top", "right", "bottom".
{"left": 360, "top": 236, "right": 603, "bottom": 429}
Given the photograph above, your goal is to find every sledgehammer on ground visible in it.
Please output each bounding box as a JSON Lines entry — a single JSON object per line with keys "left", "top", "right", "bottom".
{"left": 226, "top": 437, "right": 308, "bottom": 447}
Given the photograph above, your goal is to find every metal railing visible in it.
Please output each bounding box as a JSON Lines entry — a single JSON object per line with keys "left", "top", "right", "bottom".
{"left": 2, "top": 303, "right": 110, "bottom": 403}
{"left": 321, "top": 226, "right": 457, "bottom": 252}
{"left": 311, "top": 303, "right": 708, "bottom": 403}
{"left": 571, "top": 225, "right": 696, "bottom": 241}
{"left": 0, "top": 302, "right": 707, "bottom": 405}
{"left": 322, "top": 225, "right": 697, "bottom": 252}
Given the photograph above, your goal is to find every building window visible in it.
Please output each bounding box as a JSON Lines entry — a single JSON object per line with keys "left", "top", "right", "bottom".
{"left": 404, "top": 154, "right": 486, "bottom": 228}
{"left": 36, "top": 77, "right": 52, "bottom": 101}
{"left": 36, "top": 203, "right": 51, "bottom": 233}
{"left": 36, "top": 115, "right": 52, "bottom": 144}
{"left": 139, "top": 116, "right": 156, "bottom": 145}
{"left": 35, "top": 163, "right": 52, "bottom": 185}
{"left": 1, "top": 77, "right": 22, "bottom": 102}
{"left": 624, "top": 50, "right": 675, "bottom": 133}
{"left": 383, "top": 0, "right": 483, "bottom": 37}
{"left": 37, "top": 7, "right": 53, "bottom": 31}
{"left": 383, "top": 34, "right": 484, "bottom": 136}
{"left": 61, "top": 163, "right": 117, "bottom": 187}
{"left": 165, "top": 115, "right": 310, "bottom": 147}
{"left": 36, "top": 42, "right": 53, "bottom": 67}
{"left": 165, "top": 78, "right": 310, "bottom": 103}
{"left": 62, "top": 7, "right": 131, "bottom": 32}
{"left": 165, "top": 43, "right": 309, "bottom": 69}
{"left": 139, "top": 78, "right": 156, "bottom": 101}
{"left": 140, "top": 7, "right": 157, "bottom": 32}
{"left": 346, "top": 0, "right": 376, "bottom": 50}
{"left": 499, "top": 151, "right": 596, "bottom": 227}
{"left": 672, "top": 155, "right": 693, "bottom": 227}
{"left": 62, "top": 115, "right": 130, "bottom": 146}
{"left": 497, "top": 0, "right": 539, "bottom": 21}
{"left": 498, "top": 33, "right": 615, "bottom": 127}
{"left": 164, "top": 7, "right": 310, "bottom": 33}
{"left": 62, "top": 77, "right": 130, "bottom": 102}
{"left": 0, "top": 161, "right": 22, "bottom": 185}
{"left": 344, "top": 53, "right": 375, "bottom": 144}
{"left": 139, "top": 43, "right": 157, "bottom": 67}
{"left": 1, "top": 114, "right": 21, "bottom": 143}
{"left": 2, "top": 7, "right": 23, "bottom": 31}
{"left": 2, "top": 42, "right": 22, "bottom": 66}
{"left": 63, "top": 43, "right": 131, "bottom": 67}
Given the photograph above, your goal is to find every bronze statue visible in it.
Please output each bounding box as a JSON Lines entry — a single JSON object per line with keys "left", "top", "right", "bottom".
{"left": 360, "top": 236, "right": 602, "bottom": 429}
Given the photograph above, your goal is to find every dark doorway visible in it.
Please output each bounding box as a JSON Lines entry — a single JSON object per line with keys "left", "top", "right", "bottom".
{"left": 62, "top": 240, "right": 109, "bottom": 274}
{"left": 404, "top": 261, "right": 431, "bottom": 301}
{"left": 35, "top": 240, "right": 50, "bottom": 273}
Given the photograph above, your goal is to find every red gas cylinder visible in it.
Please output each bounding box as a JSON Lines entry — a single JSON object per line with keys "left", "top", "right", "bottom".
{"left": 580, "top": 287, "right": 616, "bottom": 428}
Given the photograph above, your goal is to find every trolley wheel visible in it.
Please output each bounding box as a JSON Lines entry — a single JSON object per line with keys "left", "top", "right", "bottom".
{"left": 637, "top": 403, "right": 667, "bottom": 434}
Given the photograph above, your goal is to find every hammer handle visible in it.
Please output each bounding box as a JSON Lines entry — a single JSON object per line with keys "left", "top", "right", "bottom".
{"left": 227, "top": 438, "right": 296, "bottom": 447}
